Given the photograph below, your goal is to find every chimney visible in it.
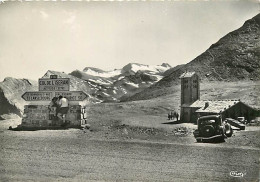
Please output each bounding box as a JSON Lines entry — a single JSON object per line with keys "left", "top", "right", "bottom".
{"left": 204, "top": 102, "right": 209, "bottom": 109}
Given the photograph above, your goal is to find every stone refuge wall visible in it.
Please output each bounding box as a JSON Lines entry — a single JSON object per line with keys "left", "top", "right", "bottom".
{"left": 21, "top": 105, "right": 87, "bottom": 128}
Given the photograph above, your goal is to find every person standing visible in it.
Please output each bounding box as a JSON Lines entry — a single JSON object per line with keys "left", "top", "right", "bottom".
{"left": 175, "top": 112, "right": 179, "bottom": 121}
{"left": 57, "top": 95, "right": 69, "bottom": 126}
{"left": 48, "top": 97, "right": 59, "bottom": 121}
{"left": 170, "top": 111, "right": 173, "bottom": 120}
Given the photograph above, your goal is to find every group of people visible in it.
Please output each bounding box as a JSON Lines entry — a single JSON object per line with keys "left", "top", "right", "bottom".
{"left": 49, "top": 96, "right": 69, "bottom": 125}
{"left": 168, "top": 111, "right": 179, "bottom": 121}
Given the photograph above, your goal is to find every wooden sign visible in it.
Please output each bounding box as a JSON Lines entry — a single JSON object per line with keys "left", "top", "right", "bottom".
{"left": 22, "top": 76, "right": 88, "bottom": 102}
{"left": 55, "top": 91, "right": 88, "bottom": 101}
{"left": 39, "top": 78, "right": 70, "bottom": 91}
{"left": 22, "top": 92, "right": 52, "bottom": 101}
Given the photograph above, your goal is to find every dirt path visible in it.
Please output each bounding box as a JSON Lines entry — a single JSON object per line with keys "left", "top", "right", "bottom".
{"left": 1, "top": 128, "right": 259, "bottom": 182}
{"left": 1, "top": 118, "right": 260, "bottom": 181}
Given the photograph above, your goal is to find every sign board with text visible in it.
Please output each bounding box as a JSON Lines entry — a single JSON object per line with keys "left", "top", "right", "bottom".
{"left": 39, "top": 78, "right": 70, "bottom": 91}
{"left": 22, "top": 92, "right": 53, "bottom": 101}
{"left": 22, "top": 91, "right": 88, "bottom": 101}
{"left": 22, "top": 76, "right": 88, "bottom": 102}
{"left": 55, "top": 91, "right": 88, "bottom": 101}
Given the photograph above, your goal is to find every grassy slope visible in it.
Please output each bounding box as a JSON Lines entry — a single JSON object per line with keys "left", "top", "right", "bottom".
{"left": 80, "top": 81, "right": 259, "bottom": 147}
{"left": 87, "top": 81, "right": 260, "bottom": 130}
{"left": 1, "top": 81, "right": 259, "bottom": 148}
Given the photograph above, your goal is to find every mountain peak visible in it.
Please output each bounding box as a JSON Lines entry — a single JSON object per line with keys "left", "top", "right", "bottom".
{"left": 161, "top": 63, "right": 171, "bottom": 68}
{"left": 122, "top": 63, "right": 171, "bottom": 74}
{"left": 3, "top": 77, "right": 15, "bottom": 82}
{"left": 83, "top": 67, "right": 105, "bottom": 73}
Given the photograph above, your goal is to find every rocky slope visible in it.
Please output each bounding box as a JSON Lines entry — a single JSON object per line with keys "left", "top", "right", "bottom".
{"left": 0, "top": 78, "right": 37, "bottom": 118}
{"left": 125, "top": 13, "right": 260, "bottom": 101}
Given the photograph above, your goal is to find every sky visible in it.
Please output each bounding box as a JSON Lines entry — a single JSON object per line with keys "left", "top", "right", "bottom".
{"left": 0, "top": 0, "right": 259, "bottom": 81}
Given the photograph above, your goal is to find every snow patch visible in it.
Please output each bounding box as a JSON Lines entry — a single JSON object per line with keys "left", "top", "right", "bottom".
{"left": 102, "top": 92, "right": 110, "bottom": 96}
{"left": 121, "top": 88, "right": 127, "bottom": 94}
{"left": 130, "top": 64, "right": 170, "bottom": 73}
{"left": 125, "top": 82, "right": 139, "bottom": 88}
{"left": 88, "top": 82, "right": 97, "bottom": 88}
{"left": 117, "top": 76, "right": 125, "bottom": 80}
{"left": 84, "top": 69, "right": 121, "bottom": 78}
{"left": 89, "top": 79, "right": 111, "bottom": 85}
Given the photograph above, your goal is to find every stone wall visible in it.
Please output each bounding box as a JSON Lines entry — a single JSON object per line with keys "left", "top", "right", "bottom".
{"left": 21, "top": 105, "right": 86, "bottom": 128}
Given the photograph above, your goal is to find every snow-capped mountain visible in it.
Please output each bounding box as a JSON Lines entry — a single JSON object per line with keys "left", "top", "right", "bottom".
{"left": 83, "top": 67, "right": 122, "bottom": 78}
{"left": 0, "top": 63, "right": 171, "bottom": 118}
{"left": 70, "top": 63, "right": 171, "bottom": 102}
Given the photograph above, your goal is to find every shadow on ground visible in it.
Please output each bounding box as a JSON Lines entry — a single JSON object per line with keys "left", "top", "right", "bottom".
{"left": 162, "top": 120, "right": 185, "bottom": 125}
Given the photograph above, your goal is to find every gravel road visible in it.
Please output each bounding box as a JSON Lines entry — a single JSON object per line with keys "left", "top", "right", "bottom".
{"left": 0, "top": 125, "right": 259, "bottom": 182}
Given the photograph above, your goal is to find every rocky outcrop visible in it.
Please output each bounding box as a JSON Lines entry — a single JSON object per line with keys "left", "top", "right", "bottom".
{"left": 159, "top": 13, "right": 260, "bottom": 85}
{"left": 0, "top": 77, "right": 37, "bottom": 117}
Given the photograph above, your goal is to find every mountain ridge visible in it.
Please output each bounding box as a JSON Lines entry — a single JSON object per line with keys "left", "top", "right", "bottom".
{"left": 69, "top": 62, "right": 171, "bottom": 102}
{"left": 124, "top": 13, "right": 260, "bottom": 101}
{"left": 0, "top": 63, "right": 172, "bottom": 117}
{"left": 1, "top": 13, "right": 259, "bottom": 117}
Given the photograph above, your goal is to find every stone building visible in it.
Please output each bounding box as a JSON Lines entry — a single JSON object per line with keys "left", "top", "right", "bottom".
{"left": 180, "top": 72, "right": 200, "bottom": 122}
{"left": 189, "top": 100, "right": 257, "bottom": 122}
{"left": 180, "top": 72, "right": 257, "bottom": 123}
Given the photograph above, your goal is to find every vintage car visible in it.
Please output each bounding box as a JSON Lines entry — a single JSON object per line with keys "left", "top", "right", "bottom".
{"left": 193, "top": 115, "right": 233, "bottom": 142}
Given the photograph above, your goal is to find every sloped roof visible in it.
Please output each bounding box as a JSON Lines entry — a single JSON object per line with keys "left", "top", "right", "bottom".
{"left": 189, "top": 100, "right": 241, "bottom": 113}
{"left": 181, "top": 104, "right": 193, "bottom": 107}
{"left": 179, "top": 72, "right": 196, "bottom": 78}
{"left": 42, "top": 70, "right": 71, "bottom": 79}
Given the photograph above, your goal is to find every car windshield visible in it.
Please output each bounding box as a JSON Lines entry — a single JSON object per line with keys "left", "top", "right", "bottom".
{"left": 199, "top": 119, "right": 216, "bottom": 125}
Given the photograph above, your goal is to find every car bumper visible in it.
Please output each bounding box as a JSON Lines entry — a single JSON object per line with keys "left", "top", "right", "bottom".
{"left": 194, "top": 134, "right": 224, "bottom": 141}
